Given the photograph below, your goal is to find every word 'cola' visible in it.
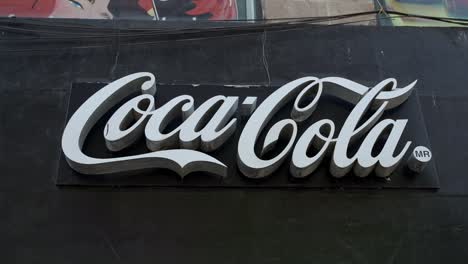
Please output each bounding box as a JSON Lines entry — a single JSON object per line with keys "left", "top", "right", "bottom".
{"left": 62, "top": 72, "right": 419, "bottom": 179}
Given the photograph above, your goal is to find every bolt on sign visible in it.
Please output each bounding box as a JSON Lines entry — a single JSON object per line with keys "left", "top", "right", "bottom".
{"left": 56, "top": 72, "right": 439, "bottom": 188}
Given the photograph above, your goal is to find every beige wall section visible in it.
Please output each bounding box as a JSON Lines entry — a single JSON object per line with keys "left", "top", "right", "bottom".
{"left": 262, "top": 0, "right": 377, "bottom": 25}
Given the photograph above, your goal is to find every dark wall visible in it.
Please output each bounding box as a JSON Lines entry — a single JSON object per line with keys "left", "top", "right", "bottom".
{"left": 1, "top": 21, "right": 468, "bottom": 263}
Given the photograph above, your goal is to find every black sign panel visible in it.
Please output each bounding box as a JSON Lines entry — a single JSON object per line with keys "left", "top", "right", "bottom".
{"left": 56, "top": 82, "right": 439, "bottom": 189}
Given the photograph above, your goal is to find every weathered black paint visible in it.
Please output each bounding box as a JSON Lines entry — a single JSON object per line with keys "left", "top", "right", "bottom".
{"left": 1, "top": 21, "right": 468, "bottom": 263}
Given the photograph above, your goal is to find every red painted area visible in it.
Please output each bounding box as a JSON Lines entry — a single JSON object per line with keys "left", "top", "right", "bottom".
{"left": 0, "top": 0, "right": 56, "bottom": 18}
{"left": 138, "top": 0, "right": 237, "bottom": 20}
{"left": 186, "top": 0, "right": 237, "bottom": 20}
{"left": 137, "top": 0, "right": 154, "bottom": 13}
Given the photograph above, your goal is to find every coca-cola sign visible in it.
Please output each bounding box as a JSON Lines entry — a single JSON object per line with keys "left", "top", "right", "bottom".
{"left": 57, "top": 72, "right": 439, "bottom": 188}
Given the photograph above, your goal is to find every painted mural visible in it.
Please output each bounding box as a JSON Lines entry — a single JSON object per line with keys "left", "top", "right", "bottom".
{"left": 383, "top": 0, "right": 468, "bottom": 26}
{"left": 0, "top": 0, "right": 238, "bottom": 20}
